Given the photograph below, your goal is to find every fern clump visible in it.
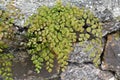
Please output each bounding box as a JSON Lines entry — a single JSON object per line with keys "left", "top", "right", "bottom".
{"left": 0, "top": 53, "right": 13, "bottom": 80}
{"left": 26, "top": 1, "right": 102, "bottom": 73}
{"left": 0, "top": 9, "right": 14, "bottom": 80}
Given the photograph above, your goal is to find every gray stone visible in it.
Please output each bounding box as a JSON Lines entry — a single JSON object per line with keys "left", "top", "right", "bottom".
{"left": 68, "top": 42, "right": 103, "bottom": 66}
{"left": 102, "top": 21, "right": 120, "bottom": 37}
{"left": 1, "top": 0, "right": 120, "bottom": 80}
{"left": 15, "top": 0, "right": 120, "bottom": 18}
{"left": 1, "top": 0, "right": 120, "bottom": 26}
{"left": 0, "top": 76, "right": 3, "bottom": 80}
{"left": 96, "top": 9, "right": 114, "bottom": 22}
{"left": 12, "top": 57, "right": 59, "bottom": 80}
{"left": 61, "top": 63, "right": 116, "bottom": 80}
{"left": 14, "top": 0, "right": 120, "bottom": 18}
{"left": 101, "top": 31, "right": 120, "bottom": 79}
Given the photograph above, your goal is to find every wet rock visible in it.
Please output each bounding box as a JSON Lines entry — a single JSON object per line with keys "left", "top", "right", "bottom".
{"left": 102, "top": 31, "right": 120, "bottom": 79}
{"left": 61, "top": 63, "right": 116, "bottom": 80}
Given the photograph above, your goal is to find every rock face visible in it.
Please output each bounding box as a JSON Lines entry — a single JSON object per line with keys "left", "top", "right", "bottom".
{"left": 101, "top": 21, "right": 120, "bottom": 80}
{"left": 13, "top": 0, "right": 120, "bottom": 18}
{"left": 12, "top": 57, "right": 59, "bottom": 80}
{"left": 1, "top": 0, "right": 120, "bottom": 26}
{"left": 69, "top": 41, "right": 103, "bottom": 67}
{"left": 68, "top": 43, "right": 100, "bottom": 64}
{"left": 102, "top": 21, "right": 120, "bottom": 36}
{"left": 102, "top": 31, "right": 120, "bottom": 79}
{"left": 0, "top": 0, "right": 120, "bottom": 80}
{"left": 62, "top": 42, "right": 115, "bottom": 80}
{"left": 61, "top": 63, "right": 115, "bottom": 80}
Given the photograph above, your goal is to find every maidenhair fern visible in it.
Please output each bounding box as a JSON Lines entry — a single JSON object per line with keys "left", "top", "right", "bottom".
{"left": 0, "top": 9, "right": 14, "bottom": 80}
{"left": 25, "top": 1, "right": 102, "bottom": 73}
{"left": 0, "top": 53, "right": 13, "bottom": 80}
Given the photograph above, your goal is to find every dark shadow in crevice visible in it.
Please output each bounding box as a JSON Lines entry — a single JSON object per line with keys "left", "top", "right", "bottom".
{"left": 83, "top": 61, "right": 93, "bottom": 65}
{"left": 99, "top": 36, "right": 107, "bottom": 70}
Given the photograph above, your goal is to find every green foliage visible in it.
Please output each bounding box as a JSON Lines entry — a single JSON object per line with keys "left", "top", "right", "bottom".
{"left": 0, "top": 9, "right": 14, "bottom": 39}
{"left": 0, "top": 54, "right": 13, "bottom": 80}
{"left": 25, "top": 1, "right": 102, "bottom": 73}
{"left": 0, "top": 9, "right": 14, "bottom": 80}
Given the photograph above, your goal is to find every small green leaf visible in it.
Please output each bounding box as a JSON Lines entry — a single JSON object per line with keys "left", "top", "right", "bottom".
{"left": 35, "top": 68, "right": 40, "bottom": 73}
{"left": 48, "top": 68, "right": 52, "bottom": 73}
{"left": 85, "top": 34, "right": 90, "bottom": 39}
{"left": 86, "top": 27, "right": 91, "bottom": 32}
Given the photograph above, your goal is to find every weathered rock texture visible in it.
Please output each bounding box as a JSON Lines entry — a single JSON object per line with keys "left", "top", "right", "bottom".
{"left": 61, "top": 63, "right": 115, "bottom": 80}
{"left": 0, "top": 0, "right": 120, "bottom": 80}
{"left": 68, "top": 42, "right": 102, "bottom": 64}
{"left": 14, "top": 0, "right": 120, "bottom": 18}
{"left": 102, "top": 30, "right": 120, "bottom": 79}
{"left": 102, "top": 21, "right": 120, "bottom": 36}
{"left": 1, "top": 0, "right": 120, "bottom": 26}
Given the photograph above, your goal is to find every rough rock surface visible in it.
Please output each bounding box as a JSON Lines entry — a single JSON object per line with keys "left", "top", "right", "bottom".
{"left": 102, "top": 31, "right": 120, "bottom": 79}
{"left": 64, "top": 42, "right": 116, "bottom": 80}
{"left": 12, "top": 56, "right": 59, "bottom": 80}
{"left": 14, "top": 0, "right": 120, "bottom": 18}
{"left": 68, "top": 43, "right": 93, "bottom": 64}
{"left": 61, "top": 63, "right": 115, "bottom": 80}
{"left": 0, "top": 0, "right": 120, "bottom": 26}
{"left": 68, "top": 42, "right": 102, "bottom": 65}
{"left": 0, "top": 0, "right": 120, "bottom": 80}
{"left": 102, "top": 21, "right": 120, "bottom": 37}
